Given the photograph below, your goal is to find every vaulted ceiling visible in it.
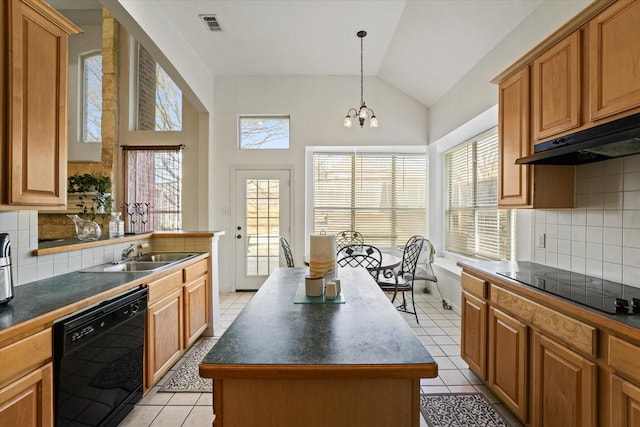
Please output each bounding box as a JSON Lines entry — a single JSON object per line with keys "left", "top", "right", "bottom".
{"left": 51, "top": 0, "right": 588, "bottom": 109}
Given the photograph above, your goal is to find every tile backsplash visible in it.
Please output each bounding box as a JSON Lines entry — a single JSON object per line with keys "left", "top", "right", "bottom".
{"left": 533, "top": 153, "right": 640, "bottom": 287}
{"left": 0, "top": 211, "right": 149, "bottom": 286}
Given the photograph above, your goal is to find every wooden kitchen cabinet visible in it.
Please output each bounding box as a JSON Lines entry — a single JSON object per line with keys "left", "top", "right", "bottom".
{"left": 145, "top": 257, "right": 210, "bottom": 390}
{"left": 0, "top": 0, "right": 81, "bottom": 209}
{"left": 532, "top": 31, "right": 581, "bottom": 142}
{"left": 183, "top": 259, "right": 208, "bottom": 347}
{"left": 590, "top": 0, "right": 640, "bottom": 121}
{"left": 0, "top": 328, "right": 53, "bottom": 427}
{"left": 498, "top": 67, "right": 531, "bottom": 207}
{"left": 610, "top": 374, "right": 640, "bottom": 427}
{"left": 0, "top": 363, "right": 53, "bottom": 427}
{"left": 497, "top": 66, "right": 575, "bottom": 209}
{"left": 532, "top": 331, "right": 597, "bottom": 427}
{"left": 460, "top": 272, "right": 487, "bottom": 380}
{"left": 488, "top": 307, "right": 528, "bottom": 421}
{"left": 146, "top": 287, "right": 184, "bottom": 388}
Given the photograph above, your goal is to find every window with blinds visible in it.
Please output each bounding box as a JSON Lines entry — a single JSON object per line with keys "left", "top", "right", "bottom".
{"left": 312, "top": 152, "right": 427, "bottom": 248}
{"left": 445, "top": 130, "right": 515, "bottom": 260}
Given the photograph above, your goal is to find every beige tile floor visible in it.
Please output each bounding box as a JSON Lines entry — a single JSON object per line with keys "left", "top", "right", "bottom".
{"left": 120, "top": 286, "right": 523, "bottom": 427}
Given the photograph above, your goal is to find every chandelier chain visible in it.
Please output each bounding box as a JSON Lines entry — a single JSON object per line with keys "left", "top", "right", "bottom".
{"left": 360, "top": 34, "right": 364, "bottom": 106}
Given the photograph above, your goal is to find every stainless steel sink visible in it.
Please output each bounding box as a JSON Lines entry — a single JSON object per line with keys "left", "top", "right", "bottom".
{"left": 81, "top": 261, "right": 171, "bottom": 273}
{"left": 136, "top": 252, "right": 199, "bottom": 263}
{"left": 79, "top": 252, "right": 200, "bottom": 273}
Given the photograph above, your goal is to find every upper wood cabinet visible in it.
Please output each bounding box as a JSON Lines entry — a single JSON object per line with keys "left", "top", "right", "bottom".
{"left": 498, "top": 67, "right": 531, "bottom": 207}
{"left": 497, "top": 67, "right": 575, "bottom": 209}
{"left": 0, "top": 0, "right": 80, "bottom": 209}
{"left": 532, "top": 31, "right": 581, "bottom": 142}
{"left": 590, "top": 0, "right": 640, "bottom": 121}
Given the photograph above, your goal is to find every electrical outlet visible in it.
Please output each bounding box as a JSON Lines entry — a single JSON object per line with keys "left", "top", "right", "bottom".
{"left": 536, "top": 233, "right": 546, "bottom": 248}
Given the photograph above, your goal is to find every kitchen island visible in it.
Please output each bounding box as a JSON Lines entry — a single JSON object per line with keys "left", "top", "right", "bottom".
{"left": 199, "top": 267, "right": 437, "bottom": 427}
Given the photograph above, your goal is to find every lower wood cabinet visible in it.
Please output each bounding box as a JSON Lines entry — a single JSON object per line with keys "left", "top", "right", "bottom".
{"left": 531, "top": 331, "right": 597, "bottom": 427}
{"left": 0, "top": 362, "right": 53, "bottom": 427}
{"left": 145, "top": 257, "right": 210, "bottom": 390}
{"left": 461, "top": 291, "right": 487, "bottom": 380}
{"left": 146, "top": 288, "right": 184, "bottom": 388}
{"left": 184, "top": 275, "right": 208, "bottom": 348}
{"left": 0, "top": 327, "right": 53, "bottom": 426}
{"left": 488, "top": 307, "right": 527, "bottom": 421}
{"left": 610, "top": 373, "right": 640, "bottom": 427}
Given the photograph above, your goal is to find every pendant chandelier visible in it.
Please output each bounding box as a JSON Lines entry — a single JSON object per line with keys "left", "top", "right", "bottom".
{"left": 344, "top": 30, "right": 378, "bottom": 128}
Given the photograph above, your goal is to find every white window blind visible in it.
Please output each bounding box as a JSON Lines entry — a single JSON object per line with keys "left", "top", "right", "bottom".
{"left": 445, "top": 130, "right": 515, "bottom": 260}
{"left": 313, "top": 152, "right": 427, "bottom": 248}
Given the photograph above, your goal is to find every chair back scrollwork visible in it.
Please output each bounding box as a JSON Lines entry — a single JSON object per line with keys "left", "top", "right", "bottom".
{"left": 336, "top": 244, "right": 381, "bottom": 279}
{"left": 279, "top": 236, "right": 295, "bottom": 268}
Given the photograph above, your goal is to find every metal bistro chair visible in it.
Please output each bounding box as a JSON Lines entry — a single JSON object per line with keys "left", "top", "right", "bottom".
{"left": 378, "top": 237, "right": 424, "bottom": 323}
{"left": 410, "top": 237, "right": 451, "bottom": 310}
{"left": 336, "top": 244, "right": 381, "bottom": 280}
{"left": 336, "top": 230, "right": 365, "bottom": 252}
{"left": 279, "top": 236, "right": 295, "bottom": 268}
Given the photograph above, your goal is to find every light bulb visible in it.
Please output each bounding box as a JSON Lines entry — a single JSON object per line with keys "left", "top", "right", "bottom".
{"left": 370, "top": 115, "right": 378, "bottom": 128}
{"left": 344, "top": 116, "right": 353, "bottom": 128}
{"left": 359, "top": 105, "right": 368, "bottom": 119}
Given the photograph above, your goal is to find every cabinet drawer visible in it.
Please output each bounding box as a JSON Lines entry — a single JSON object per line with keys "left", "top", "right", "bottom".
{"left": 184, "top": 258, "right": 207, "bottom": 283}
{"left": 148, "top": 270, "right": 183, "bottom": 304}
{"left": 490, "top": 285, "right": 597, "bottom": 358}
{"left": 461, "top": 272, "right": 486, "bottom": 299}
{"left": 609, "top": 336, "right": 640, "bottom": 384}
{"left": 0, "top": 328, "right": 52, "bottom": 386}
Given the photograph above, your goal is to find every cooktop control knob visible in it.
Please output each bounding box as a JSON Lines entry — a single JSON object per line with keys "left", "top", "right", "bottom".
{"left": 632, "top": 298, "right": 640, "bottom": 314}
{"left": 615, "top": 298, "right": 630, "bottom": 314}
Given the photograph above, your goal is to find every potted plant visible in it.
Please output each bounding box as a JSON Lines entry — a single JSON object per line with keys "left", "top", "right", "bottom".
{"left": 68, "top": 174, "right": 113, "bottom": 220}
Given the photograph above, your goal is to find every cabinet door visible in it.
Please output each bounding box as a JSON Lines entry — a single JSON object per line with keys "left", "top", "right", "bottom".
{"left": 532, "top": 332, "right": 597, "bottom": 427}
{"left": 498, "top": 67, "right": 530, "bottom": 207}
{"left": 146, "top": 288, "right": 184, "bottom": 389}
{"left": 461, "top": 291, "right": 487, "bottom": 380}
{"left": 489, "top": 307, "right": 527, "bottom": 422}
{"left": 590, "top": 0, "right": 640, "bottom": 120}
{"left": 532, "top": 31, "right": 581, "bottom": 141}
{"left": 184, "top": 275, "right": 208, "bottom": 348}
{"left": 7, "top": 0, "right": 68, "bottom": 206}
{"left": 611, "top": 373, "right": 640, "bottom": 427}
{"left": 0, "top": 362, "right": 53, "bottom": 427}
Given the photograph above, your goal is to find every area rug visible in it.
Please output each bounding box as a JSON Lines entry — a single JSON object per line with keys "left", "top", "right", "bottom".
{"left": 159, "top": 337, "right": 217, "bottom": 393}
{"left": 420, "top": 393, "right": 513, "bottom": 427}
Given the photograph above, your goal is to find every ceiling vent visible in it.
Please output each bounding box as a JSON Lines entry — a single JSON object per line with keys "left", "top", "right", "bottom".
{"left": 200, "top": 15, "right": 222, "bottom": 32}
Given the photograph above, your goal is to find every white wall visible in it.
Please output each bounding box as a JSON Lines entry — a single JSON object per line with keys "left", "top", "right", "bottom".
{"left": 428, "top": 0, "right": 590, "bottom": 144}
{"left": 212, "top": 75, "right": 429, "bottom": 291}
{"left": 425, "top": 0, "right": 591, "bottom": 310}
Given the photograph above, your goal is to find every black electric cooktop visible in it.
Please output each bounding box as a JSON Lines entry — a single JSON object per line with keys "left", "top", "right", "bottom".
{"left": 496, "top": 262, "right": 640, "bottom": 315}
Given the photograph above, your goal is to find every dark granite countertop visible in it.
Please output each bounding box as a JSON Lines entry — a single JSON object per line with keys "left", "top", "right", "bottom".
{"left": 457, "top": 259, "right": 640, "bottom": 332}
{"left": 201, "top": 267, "right": 435, "bottom": 368}
{"left": 0, "top": 253, "right": 208, "bottom": 340}
{"left": 0, "top": 271, "right": 149, "bottom": 333}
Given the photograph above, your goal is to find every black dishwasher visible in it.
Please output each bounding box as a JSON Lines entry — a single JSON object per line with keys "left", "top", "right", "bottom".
{"left": 53, "top": 286, "right": 148, "bottom": 427}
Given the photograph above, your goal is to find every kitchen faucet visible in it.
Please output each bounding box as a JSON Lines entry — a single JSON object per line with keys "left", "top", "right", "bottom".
{"left": 121, "top": 243, "right": 136, "bottom": 261}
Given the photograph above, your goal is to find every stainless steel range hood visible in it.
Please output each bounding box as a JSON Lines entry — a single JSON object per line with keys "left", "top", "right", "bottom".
{"left": 516, "top": 112, "right": 640, "bottom": 165}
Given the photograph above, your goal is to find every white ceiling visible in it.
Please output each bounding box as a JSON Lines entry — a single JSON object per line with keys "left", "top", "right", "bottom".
{"left": 51, "top": 0, "right": 551, "bottom": 108}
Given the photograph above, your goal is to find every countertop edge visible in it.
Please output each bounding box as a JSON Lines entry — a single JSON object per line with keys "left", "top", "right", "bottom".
{"left": 0, "top": 253, "right": 209, "bottom": 345}
{"left": 32, "top": 230, "right": 225, "bottom": 256}
{"left": 199, "top": 362, "right": 438, "bottom": 380}
{"left": 457, "top": 260, "right": 640, "bottom": 343}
